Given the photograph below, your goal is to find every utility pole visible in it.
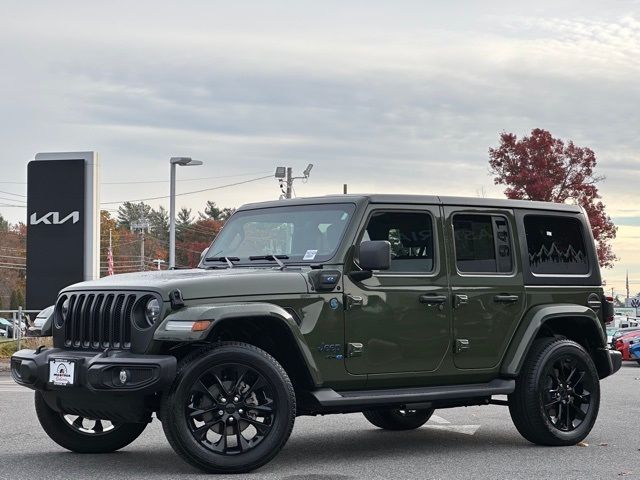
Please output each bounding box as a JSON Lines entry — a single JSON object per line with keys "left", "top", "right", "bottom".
{"left": 286, "top": 167, "right": 293, "bottom": 199}
{"left": 131, "top": 219, "right": 150, "bottom": 271}
{"left": 275, "top": 164, "right": 313, "bottom": 199}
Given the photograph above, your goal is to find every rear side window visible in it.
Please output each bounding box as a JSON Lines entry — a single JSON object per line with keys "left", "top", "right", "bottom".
{"left": 524, "top": 215, "right": 589, "bottom": 275}
{"left": 453, "top": 214, "right": 513, "bottom": 274}
{"left": 362, "top": 211, "right": 435, "bottom": 273}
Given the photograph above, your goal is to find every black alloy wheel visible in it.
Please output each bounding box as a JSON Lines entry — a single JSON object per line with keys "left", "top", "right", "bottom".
{"left": 35, "top": 391, "right": 147, "bottom": 453}
{"left": 509, "top": 337, "right": 600, "bottom": 446}
{"left": 541, "top": 355, "right": 594, "bottom": 432}
{"left": 161, "top": 342, "right": 296, "bottom": 474}
{"left": 185, "top": 363, "right": 276, "bottom": 454}
{"left": 363, "top": 407, "right": 434, "bottom": 430}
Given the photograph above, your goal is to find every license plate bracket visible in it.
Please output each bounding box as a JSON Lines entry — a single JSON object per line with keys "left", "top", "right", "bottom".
{"left": 48, "top": 359, "right": 76, "bottom": 386}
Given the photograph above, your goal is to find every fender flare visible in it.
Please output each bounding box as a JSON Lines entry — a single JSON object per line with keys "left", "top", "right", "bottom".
{"left": 500, "top": 304, "right": 606, "bottom": 377}
{"left": 154, "top": 302, "right": 321, "bottom": 385}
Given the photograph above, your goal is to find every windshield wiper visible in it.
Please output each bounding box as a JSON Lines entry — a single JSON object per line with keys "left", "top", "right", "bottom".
{"left": 205, "top": 256, "right": 239, "bottom": 268}
{"left": 249, "top": 254, "right": 289, "bottom": 269}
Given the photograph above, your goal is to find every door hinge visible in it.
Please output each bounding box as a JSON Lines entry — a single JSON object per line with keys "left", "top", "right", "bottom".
{"left": 345, "top": 294, "right": 364, "bottom": 310}
{"left": 347, "top": 342, "right": 364, "bottom": 357}
{"left": 455, "top": 339, "right": 470, "bottom": 354}
{"left": 454, "top": 294, "right": 468, "bottom": 309}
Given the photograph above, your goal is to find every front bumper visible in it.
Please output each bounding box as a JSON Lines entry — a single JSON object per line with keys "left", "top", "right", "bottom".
{"left": 11, "top": 348, "right": 176, "bottom": 422}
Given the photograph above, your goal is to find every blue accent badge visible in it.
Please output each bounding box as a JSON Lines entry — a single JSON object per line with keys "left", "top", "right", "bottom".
{"left": 329, "top": 298, "right": 340, "bottom": 310}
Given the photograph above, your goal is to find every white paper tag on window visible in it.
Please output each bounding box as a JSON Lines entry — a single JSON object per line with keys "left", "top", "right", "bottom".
{"left": 303, "top": 249, "right": 318, "bottom": 260}
{"left": 546, "top": 231, "right": 553, "bottom": 237}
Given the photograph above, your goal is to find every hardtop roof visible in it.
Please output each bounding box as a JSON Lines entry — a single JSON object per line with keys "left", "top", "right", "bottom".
{"left": 238, "top": 194, "right": 582, "bottom": 213}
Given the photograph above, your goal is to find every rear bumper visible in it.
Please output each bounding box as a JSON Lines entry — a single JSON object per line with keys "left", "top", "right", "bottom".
{"left": 594, "top": 348, "right": 622, "bottom": 379}
{"left": 607, "top": 349, "right": 622, "bottom": 376}
{"left": 11, "top": 348, "right": 176, "bottom": 422}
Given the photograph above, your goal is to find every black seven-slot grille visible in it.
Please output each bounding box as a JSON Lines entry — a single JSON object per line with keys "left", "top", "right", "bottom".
{"left": 61, "top": 292, "right": 141, "bottom": 350}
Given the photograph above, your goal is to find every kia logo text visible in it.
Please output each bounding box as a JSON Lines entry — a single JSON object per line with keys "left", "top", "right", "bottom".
{"left": 29, "top": 211, "right": 80, "bottom": 225}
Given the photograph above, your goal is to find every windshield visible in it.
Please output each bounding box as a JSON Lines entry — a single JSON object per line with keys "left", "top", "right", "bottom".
{"left": 203, "top": 203, "right": 356, "bottom": 265}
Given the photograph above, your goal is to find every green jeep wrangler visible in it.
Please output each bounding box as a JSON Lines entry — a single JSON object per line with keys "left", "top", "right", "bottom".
{"left": 11, "top": 195, "right": 621, "bottom": 473}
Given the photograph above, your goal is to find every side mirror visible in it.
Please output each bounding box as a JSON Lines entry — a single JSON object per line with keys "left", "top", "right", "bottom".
{"left": 351, "top": 240, "right": 391, "bottom": 281}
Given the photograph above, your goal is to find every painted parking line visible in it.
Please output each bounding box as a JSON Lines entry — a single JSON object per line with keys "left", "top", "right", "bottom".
{"left": 0, "top": 379, "right": 29, "bottom": 393}
{"left": 426, "top": 415, "right": 481, "bottom": 435}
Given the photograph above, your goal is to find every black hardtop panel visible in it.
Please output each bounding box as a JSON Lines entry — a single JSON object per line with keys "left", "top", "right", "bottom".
{"left": 238, "top": 194, "right": 582, "bottom": 213}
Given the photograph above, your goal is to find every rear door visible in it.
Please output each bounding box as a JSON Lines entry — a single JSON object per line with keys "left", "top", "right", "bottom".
{"left": 443, "top": 206, "right": 525, "bottom": 370}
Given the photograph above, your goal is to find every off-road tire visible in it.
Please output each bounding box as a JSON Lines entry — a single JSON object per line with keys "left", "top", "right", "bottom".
{"left": 160, "top": 342, "right": 296, "bottom": 474}
{"left": 35, "top": 391, "right": 147, "bottom": 453}
{"left": 509, "top": 337, "right": 600, "bottom": 446}
{"left": 363, "top": 408, "right": 435, "bottom": 430}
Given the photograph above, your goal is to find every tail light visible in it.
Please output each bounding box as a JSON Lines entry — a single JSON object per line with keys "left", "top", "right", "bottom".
{"left": 615, "top": 339, "right": 623, "bottom": 349}
{"left": 603, "top": 296, "right": 615, "bottom": 324}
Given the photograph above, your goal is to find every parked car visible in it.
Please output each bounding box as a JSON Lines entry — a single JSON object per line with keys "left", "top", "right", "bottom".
{"left": 611, "top": 326, "right": 640, "bottom": 349}
{"left": 28, "top": 306, "right": 54, "bottom": 337}
{"left": 0, "top": 318, "right": 14, "bottom": 338}
{"left": 614, "top": 331, "right": 640, "bottom": 360}
{"left": 629, "top": 343, "right": 640, "bottom": 365}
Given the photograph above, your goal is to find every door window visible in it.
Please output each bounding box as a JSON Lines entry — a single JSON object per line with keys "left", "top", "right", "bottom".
{"left": 453, "top": 214, "right": 513, "bottom": 274}
{"left": 524, "top": 215, "right": 589, "bottom": 275}
{"left": 361, "top": 211, "right": 435, "bottom": 273}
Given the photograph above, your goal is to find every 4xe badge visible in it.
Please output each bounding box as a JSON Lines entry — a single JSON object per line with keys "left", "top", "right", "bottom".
{"left": 317, "top": 343, "right": 343, "bottom": 360}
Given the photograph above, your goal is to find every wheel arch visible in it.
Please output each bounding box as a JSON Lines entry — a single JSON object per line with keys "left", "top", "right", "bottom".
{"left": 501, "top": 304, "right": 610, "bottom": 378}
{"left": 155, "top": 302, "right": 321, "bottom": 390}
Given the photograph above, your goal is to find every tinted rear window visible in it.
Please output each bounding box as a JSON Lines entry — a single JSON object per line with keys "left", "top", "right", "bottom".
{"left": 524, "top": 215, "right": 589, "bottom": 275}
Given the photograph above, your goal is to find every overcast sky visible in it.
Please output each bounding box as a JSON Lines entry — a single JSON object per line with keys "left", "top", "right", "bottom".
{"left": 0, "top": 1, "right": 638, "bottom": 295}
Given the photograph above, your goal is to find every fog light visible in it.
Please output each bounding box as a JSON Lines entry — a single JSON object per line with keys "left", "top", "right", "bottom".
{"left": 119, "top": 369, "right": 129, "bottom": 385}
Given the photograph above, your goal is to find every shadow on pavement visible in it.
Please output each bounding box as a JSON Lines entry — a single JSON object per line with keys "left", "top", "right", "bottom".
{"left": 0, "top": 423, "right": 544, "bottom": 476}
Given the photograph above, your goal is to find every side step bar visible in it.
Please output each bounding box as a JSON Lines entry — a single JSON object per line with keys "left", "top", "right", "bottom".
{"left": 310, "top": 379, "right": 515, "bottom": 408}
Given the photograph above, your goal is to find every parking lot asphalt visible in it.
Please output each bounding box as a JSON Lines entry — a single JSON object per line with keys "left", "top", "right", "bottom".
{"left": 0, "top": 363, "right": 639, "bottom": 480}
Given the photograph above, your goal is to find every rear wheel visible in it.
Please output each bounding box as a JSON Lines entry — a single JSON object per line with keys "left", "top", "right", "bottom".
{"left": 363, "top": 408, "right": 434, "bottom": 430}
{"left": 35, "top": 391, "right": 147, "bottom": 453}
{"left": 509, "top": 338, "right": 600, "bottom": 446}
{"left": 161, "top": 342, "right": 296, "bottom": 474}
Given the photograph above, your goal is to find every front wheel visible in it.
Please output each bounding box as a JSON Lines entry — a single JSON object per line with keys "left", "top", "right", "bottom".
{"left": 363, "top": 408, "right": 434, "bottom": 430}
{"left": 509, "top": 338, "right": 600, "bottom": 446}
{"left": 35, "top": 391, "right": 147, "bottom": 453}
{"left": 161, "top": 342, "right": 296, "bottom": 474}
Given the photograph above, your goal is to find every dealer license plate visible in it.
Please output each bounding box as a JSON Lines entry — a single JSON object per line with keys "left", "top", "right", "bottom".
{"left": 49, "top": 359, "right": 76, "bottom": 386}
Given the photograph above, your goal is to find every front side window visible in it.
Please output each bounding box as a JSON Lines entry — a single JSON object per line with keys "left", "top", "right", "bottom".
{"left": 524, "top": 215, "right": 588, "bottom": 275}
{"left": 204, "top": 203, "right": 355, "bottom": 264}
{"left": 361, "top": 211, "right": 435, "bottom": 273}
{"left": 453, "top": 214, "right": 513, "bottom": 273}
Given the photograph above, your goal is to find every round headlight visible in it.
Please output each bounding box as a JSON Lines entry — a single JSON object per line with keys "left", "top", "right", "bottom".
{"left": 61, "top": 298, "right": 70, "bottom": 320}
{"left": 145, "top": 298, "right": 161, "bottom": 325}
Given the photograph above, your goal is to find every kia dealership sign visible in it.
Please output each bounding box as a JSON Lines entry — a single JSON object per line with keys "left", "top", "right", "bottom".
{"left": 26, "top": 152, "right": 100, "bottom": 310}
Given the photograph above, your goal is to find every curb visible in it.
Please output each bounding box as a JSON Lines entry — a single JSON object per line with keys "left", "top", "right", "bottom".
{"left": 0, "top": 360, "right": 10, "bottom": 373}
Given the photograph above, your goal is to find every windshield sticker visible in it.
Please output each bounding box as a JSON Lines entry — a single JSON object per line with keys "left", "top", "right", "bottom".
{"left": 303, "top": 249, "right": 318, "bottom": 260}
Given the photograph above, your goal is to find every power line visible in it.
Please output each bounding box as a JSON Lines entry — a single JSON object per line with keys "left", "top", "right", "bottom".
{"left": 100, "top": 175, "right": 272, "bottom": 205}
{"left": 102, "top": 171, "right": 272, "bottom": 185}
{"left": 0, "top": 190, "right": 26, "bottom": 198}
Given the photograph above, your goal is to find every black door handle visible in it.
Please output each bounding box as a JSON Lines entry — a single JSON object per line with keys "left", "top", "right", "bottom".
{"left": 419, "top": 294, "right": 448, "bottom": 305}
{"left": 494, "top": 294, "right": 519, "bottom": 304}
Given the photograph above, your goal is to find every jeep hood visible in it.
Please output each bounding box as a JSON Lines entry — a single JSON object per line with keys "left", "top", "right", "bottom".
{"left": 61, "top": 268, "right": 310, "bottom": 300}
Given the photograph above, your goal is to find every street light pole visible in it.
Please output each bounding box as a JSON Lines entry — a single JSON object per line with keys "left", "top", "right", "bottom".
{"left": 169, "top": 157, "right": 203, "bottom": 269}
{"left": 169, "top": 162, "right": 177, "bottom": 269}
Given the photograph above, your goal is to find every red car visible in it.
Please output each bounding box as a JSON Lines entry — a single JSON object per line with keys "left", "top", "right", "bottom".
{"left": 614, "top": 331, "right": 640, "bottom": 360}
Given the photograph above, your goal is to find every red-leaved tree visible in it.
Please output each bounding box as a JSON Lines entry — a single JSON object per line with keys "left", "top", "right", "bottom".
{"left": 489, "top": 128, "right": 617, "bottom": 268}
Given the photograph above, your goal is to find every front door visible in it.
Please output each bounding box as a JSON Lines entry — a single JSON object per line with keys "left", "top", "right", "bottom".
{"left": 443, "top": 207, "right": 525, "bottom": 370}
{"left": 344, "top": 205, "right": 451, "bottom": 375}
